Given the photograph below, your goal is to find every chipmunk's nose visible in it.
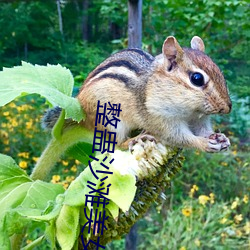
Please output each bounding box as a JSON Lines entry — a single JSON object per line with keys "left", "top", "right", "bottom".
{"left": 219, "top": 101, "right": 232, "bottom": 114}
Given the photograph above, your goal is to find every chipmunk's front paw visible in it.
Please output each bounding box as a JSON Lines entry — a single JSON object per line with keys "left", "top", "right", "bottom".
{"left": 206, "top": 133, "right": 230, "bottom": 152}
{"left": 129, "top": 134, "right": 156, "bottom": 152}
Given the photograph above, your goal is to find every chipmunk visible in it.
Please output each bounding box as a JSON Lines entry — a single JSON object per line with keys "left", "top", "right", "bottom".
{"left": 44, "top": 36, "right": 232, "bottom": 153}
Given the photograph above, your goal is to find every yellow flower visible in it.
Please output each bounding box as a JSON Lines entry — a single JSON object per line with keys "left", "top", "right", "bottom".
{"left": 231, "top": 197, "right": 240, "bottom": 209}
{"left": 18, "top": 152, "right": 30, "bottom": 159}
{"left": 235, "top": 157, "right": 242, "bottom": 163}
{"left": 26, "top": 121, "right": 33, "bottom": 129}
{"left": 194, "top": 238, "right": 201, "bottom": 247}
{"left": 209, "top": 193, "right": 215, "bottom": 204}
{"left": 221, "top": 162, "right": 228, "bottom": 167}
{"left": 4, "top": 147, "right": 10, "bottom": 152}
{"left": 220, "top": 217, "right": 228, "bottom": 224}
{"left": 198, "top": 195, "right": 210, "bottom": 206}
{"left": 0, "top": 130, "right": 8, "bottom": 138}
{"left": 63, "top": 182, "right": 69, "bottom": 189}
{"left": 51, "top": 175, "right": 61, "bottom": 183}
{"left": 232, "top": 150, "right": 237, "bottom": 156}
{"left": 3, "top": 138, "right": 9, "bottom": 145}
{"left": 243, "top": 195, "right": 248, "bottom": 204}
{"left": 62, "top": 160, "right": 69, "bottom": 166}
{"left": 189, "top": 184, "right": 199, "bottom": 197}
{"left": 11, "top": 119, "right": 18, "bottom": 127}
{"left": 182, "top": 207, "right": 192, "bottom": 217}
{"left": 221, "top": 232, "right": 227, "bottom": 238}
{"left": 70, "top": 165, "right": 77, "bottom": 172}
{"left": 17, "top": 105, "right": 30, "bottom": 112}
{"left": 9, "top": 102, "right": 16, "bottom": 108}
{"left": 179, "top": 247, "right": 186, "bottom": 250}
{"left": 244, "top": 221, "right": 250, "bottom": 234}
{"left": 236, "top": 229, "right": 243, "bottom": 237}
{"left": 75, "top": 159, "right": 81, "bottom": 165}
{"left": 32, "top": 157, "right": 39, "bottom": 162}
{"left": 3, "top": 111, "right": 9, "bottom": 116}
{"left": 19, "top": 161, "right": 28, "bottom": 169}
{"left": 234, "top": 214, "right": 243, "bottom": 224}
{"left": 66, "top": 176, "right": 75, "bottom": 182}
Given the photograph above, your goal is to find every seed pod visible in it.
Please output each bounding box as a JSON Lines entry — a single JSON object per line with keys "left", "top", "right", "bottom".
{"left": 78, "top": 140, "right": 182, "bottom": 249}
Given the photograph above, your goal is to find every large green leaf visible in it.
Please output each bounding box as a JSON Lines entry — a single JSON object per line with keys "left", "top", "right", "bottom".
{"left": 0, "top": 176, "right": 32, "bottom": 201}
{"left": 63, "top": 163, "right": 93, "bottom": 207}
{"left": 0, "top": 62, "right": 85, "bottom": 121}
{"left": 106, "top": 168, "right": 136, "bottom": 213}
{"left": 56, "top": 205, "right": 80, "bottom": 250}
{"left": 66, "top": 142, "right": 95, "bottom": 166}
{"left": 64, "top": 153, "right": 136, "bottom": 212}
{"left": 0, "top": 154, "right": 65, "bottom": 248}
{"left": 20, "top": 181, "right": 64, "bottom": 212}
{"left": 0, "top": 154, "right": 30, "bottom": 181}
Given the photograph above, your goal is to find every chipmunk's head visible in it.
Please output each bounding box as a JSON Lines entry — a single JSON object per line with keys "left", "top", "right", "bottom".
{"left": 157, "top": 36, "right": 232, "bottom": 115}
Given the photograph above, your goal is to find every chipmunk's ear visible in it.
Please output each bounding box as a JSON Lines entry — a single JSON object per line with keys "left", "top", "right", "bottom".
{"left": 162, "top": 36, "right": 184, "bottom": 63}
{"left": 191, "top": 36, "right": 205, "bottom": 52}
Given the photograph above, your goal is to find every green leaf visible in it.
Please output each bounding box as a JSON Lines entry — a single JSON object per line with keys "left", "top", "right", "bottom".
{"left": 0, "top": 232, "right": 10, "bottom": 250}
{"left": 0, "top": 176, "right": 32, "bottom": 200}
{"left": 0, "top": 182, "right": 33, "bottom": 248}
{"left": 3, "top": 210, "right": 31, "bottom": 238}
{"left": 0, "top": 181, "right": 64, "bottom": 237}
{"left": 26, "top": 201, "right": 63, "bottom": 222}
{"left": 106, "top": 200, "right": 119, "bottom": 220}
{"left": 52, "top": 109, "right": 66, "bottom": 139}
{"left": 20, "top": 180, "right": 64, "bottom": 212}
{"left": 63, "top": 166, "right": 92, "bottom": 207}
{"left": 0, "top": 154, "right": 30, "bottom": 181}
{"left": 64, "top": 153, "right": 136, "bottom": 213}
{"left": 21, "top": 235, "right": 45, "bottom": 250}
{"left": 45, "top": 220, "right": 56, "bottom": 249}
{"left": 0, "top": 182, "right": 32, "bottom": 215}
{"left": 66, "top": 142, "right": 95, "bottom": 166}
{"left": 107, "top": 168, "right": 136, "bottom": 212}
{"left": 0, "top": 154, "right": 65, "bottom": 244}
{"left": 56, "top": 205, "right": 80, "bottom": 250}
{"left": 0, "top": 62, "right": 85, "bottom": 122}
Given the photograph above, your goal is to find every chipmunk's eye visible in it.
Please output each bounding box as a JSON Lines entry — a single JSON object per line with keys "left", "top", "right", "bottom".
{"left": 190, "top": 72, "right": 204, "bottom": 87}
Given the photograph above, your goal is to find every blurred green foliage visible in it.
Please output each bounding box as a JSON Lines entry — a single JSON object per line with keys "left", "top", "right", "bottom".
{"left": 0, "top": 0, "right": 249, "bottom": 97}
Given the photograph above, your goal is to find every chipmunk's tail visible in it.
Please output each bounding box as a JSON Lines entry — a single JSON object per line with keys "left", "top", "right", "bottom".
{"left": 41, "top": 106, "right": 62, "bottom": 130}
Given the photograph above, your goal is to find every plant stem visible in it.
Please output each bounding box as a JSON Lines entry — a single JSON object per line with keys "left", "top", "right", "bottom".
{"left": 12, "top": 126, "right": 93, "bottom": 249}
{"left": 30, "top": 125, "right": 93, "bottom": 181}
{"left": 10, "top": 233, "right": 24, "bottom": 250}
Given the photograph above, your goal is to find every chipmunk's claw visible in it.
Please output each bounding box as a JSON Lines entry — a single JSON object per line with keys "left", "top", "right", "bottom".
{"left": 208, "top": 133, "right": 230, "bottom": 152}
{"left": 129, "top": 134, "right": 156, "bottom": 153}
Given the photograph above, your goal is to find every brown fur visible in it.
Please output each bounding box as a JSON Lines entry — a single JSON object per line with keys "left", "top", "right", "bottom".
{"left": 77, "top": 36, "right": 232, "bottom": 152}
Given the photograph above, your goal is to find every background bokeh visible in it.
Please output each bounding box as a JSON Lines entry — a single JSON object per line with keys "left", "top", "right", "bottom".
{"left": 0, "top": 1, "right": 249, "bottom": 249}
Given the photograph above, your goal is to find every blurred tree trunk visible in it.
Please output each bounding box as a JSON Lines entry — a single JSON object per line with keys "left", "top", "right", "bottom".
{"left": 82, "top": 0, "right": 91, "bottom": 41}
{"left": 125, "top": 223, "right": 137, "bottom": 250}
{"left": 126, "top": 2, "right": 142, "bottom": 248}
{"left": 128, "top": 0, "right": 142, "bottom": 48}
{"left": 56, "top": 0, "right": 64, "bottom": 36}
